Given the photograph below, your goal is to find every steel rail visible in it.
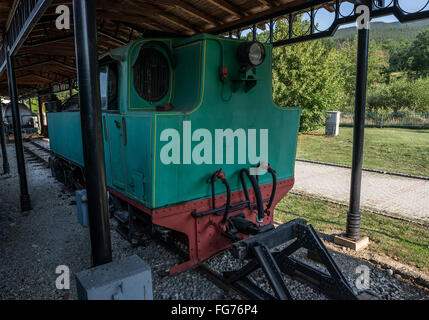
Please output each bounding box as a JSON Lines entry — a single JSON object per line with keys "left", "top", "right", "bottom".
{"left": 29, "top": 139, "right": 51, "bottom": 153}
{"left": 23, "top": 143, "right": 49, "bottom": 166}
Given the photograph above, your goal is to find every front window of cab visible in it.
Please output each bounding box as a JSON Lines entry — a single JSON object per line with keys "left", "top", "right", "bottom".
{"left": 100, "top": 66, "right": 108, "bottom": 108}
{"left": 99, "top": 63, "right": 118, "bottom": 111}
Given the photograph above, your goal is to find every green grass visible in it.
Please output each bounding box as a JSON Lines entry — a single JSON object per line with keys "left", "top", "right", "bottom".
{"left": 275, "top": 194, "right": 429, "bottom": 272}
{"left": 297, "top": 127, "right": 429, "bottom": 177}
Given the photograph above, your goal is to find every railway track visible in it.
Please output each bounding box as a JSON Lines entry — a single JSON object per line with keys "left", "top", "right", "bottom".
{"left": 29, "top": 139, "right": 51, "bottom": 153}
{"left": 23, "top": 139, "right": 50, "bottom": 166}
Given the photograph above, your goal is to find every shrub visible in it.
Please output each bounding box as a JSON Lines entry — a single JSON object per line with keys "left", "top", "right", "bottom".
{"left": 272, "top": 18, "right": 346, "bottom": 132}
{"left": 367, "top": 77, "right": 429, "bottom": 113}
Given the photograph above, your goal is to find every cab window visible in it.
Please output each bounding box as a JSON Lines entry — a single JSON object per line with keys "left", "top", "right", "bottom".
{"left": 100, "top": 66, "right": 108, "bottom": 108}
{"left": 99, "top": 63, "right": 119, "bottom": 111}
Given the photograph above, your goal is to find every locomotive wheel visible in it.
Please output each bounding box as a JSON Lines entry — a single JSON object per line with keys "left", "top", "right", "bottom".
{"left": 49, "top": 155, "right": 85, "bottom": 189}
{"left": 50, "top": 156, "right": 66, "bottom": 184}
{"left": 49, "top": 156, "right": 57, "bottom": 179}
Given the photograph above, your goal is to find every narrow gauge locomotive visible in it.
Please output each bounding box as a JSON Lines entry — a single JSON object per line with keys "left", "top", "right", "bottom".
{"left": 2, "top": 102, "right": 38, "bottom": 139}
{"left": 48, "top": 34, "right": 356, "bottom": 299}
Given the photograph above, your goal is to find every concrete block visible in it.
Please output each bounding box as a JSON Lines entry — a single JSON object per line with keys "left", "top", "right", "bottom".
{"left": 334, "top": 235, "right": 369, "bottom": 251}
{"left": 75, "top": 255, "right": 153, "bottom": 300}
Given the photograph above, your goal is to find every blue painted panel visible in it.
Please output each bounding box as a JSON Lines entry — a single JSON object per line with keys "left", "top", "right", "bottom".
{"left": 47, "top": 112, "right": 84, "bottom": 166}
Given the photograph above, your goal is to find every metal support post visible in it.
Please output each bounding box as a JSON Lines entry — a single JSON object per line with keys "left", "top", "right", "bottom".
{"left": 346, "top": 18, "right": 370, "bottom": 239}
{"left": 6, "top": 47, "right": 32, "bottom": 212}
{"left": 73, "top": 0, "right": 112, "bottom": 266}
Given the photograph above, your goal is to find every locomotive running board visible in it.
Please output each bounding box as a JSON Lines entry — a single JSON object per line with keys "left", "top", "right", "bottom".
{"left": 224, "top": 219, "right": 359, "bottom": 300}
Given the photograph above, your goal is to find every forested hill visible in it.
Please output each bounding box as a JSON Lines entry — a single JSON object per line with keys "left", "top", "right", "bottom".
{"left": 333, "top": 20, "right": 429, "bottom": 43}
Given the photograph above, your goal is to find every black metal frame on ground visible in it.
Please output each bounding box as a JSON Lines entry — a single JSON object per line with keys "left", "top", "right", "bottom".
{"left": 226, "top": 218, "right": 358, "bottom": 300}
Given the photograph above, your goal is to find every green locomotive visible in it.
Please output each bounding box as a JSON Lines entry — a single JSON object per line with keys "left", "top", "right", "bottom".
{"left": 47, "top": 33, "right": 301, "bottom": 274}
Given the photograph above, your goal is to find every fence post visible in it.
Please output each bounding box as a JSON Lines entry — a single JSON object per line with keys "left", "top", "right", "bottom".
{"left": 380, "top": 113, "right": 383, "bottom": 128}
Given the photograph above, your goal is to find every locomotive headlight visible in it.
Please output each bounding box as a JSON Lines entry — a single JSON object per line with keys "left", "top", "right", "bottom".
{"left": 237, "top": 41, "right": 266, "bottom": 67}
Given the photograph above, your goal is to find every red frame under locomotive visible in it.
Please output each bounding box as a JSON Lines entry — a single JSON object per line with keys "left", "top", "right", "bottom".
{"left": 109, "top": 169, "right": 294, "bottom": 275}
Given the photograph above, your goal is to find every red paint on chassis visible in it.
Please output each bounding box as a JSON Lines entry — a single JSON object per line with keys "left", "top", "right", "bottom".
{"left": 108, "top": 178, "right": 294, "bottom": 275}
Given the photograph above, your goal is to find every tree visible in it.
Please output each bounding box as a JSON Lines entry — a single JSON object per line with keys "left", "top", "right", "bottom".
{"left": 272, "top": 17, "right": 346, "bottom": 132}
{"left": 367, "top": 77, "right": 414, "bottom": 112}
{"left": 410, "top": 77, "right": 429, "bottom": 112}
{"left": 383, "top": 39, "right": 411, "bottom": 73}
{"left": 337, "top": 38, "right": 390, "bottom": 97}
{"left": 408, "top": 30, "right": 429, "bottom": 77}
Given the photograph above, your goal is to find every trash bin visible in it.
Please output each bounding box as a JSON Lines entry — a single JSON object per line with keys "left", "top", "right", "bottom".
{"left": 325, "top": 111, "right": 340, "bottom": 136}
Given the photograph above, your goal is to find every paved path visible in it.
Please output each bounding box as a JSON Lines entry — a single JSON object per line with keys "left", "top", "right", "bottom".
{"left": 293, "top": 161, "right": 429, "bottom": 222}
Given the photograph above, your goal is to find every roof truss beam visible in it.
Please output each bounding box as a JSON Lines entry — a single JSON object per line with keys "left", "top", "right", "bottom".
{"left": 206, "top": 0, "right": 247, "bottom": 18}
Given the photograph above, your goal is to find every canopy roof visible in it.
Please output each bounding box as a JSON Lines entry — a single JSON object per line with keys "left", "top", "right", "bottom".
{"left": 0, "top": 0, "right": 343, "bottom": 95}
{"left": 1, "top": 0, "right": 428, "bottom": 96}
